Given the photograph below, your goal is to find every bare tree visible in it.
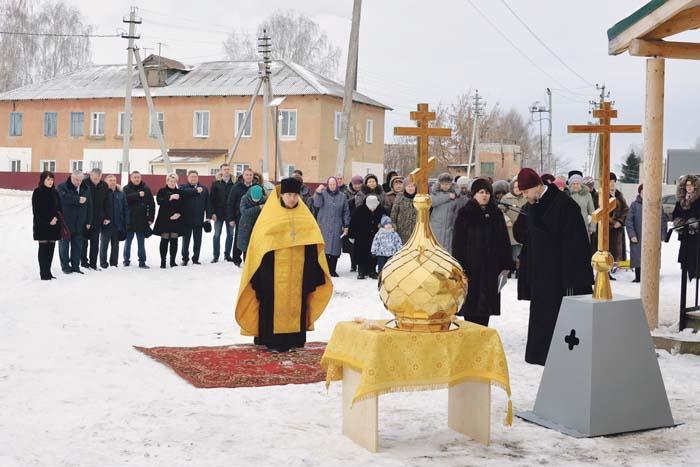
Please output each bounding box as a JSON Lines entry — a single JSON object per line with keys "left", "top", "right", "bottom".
{"left": 223, "top": 10, "right": 341, "bottom": 78}
{"left": 0, "top": 0, "right": 92, "bottom": 92}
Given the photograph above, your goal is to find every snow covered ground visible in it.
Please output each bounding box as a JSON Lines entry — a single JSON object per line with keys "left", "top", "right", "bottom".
{"left": 1, "top": 188, "right": 699, "bottom": 467}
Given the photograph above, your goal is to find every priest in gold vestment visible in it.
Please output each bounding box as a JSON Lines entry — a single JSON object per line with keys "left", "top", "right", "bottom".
{"left": 235, "top": 177, "right": 333, "bottom": 351}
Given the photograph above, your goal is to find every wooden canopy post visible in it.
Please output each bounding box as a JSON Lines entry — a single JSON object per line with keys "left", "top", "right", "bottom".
{"left": 641, "top": 58, "right": 665, "bottom": 330}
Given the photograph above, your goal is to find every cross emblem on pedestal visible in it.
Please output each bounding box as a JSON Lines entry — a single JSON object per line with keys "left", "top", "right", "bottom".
{"left": 393, "top": 103, "right": 451, "bottom": 194}
{"left": 564, "top": 329, "right": 580, "bottom": 351}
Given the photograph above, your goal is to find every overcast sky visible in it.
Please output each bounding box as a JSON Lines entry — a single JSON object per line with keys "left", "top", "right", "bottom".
{"left": 79, "top": 0, "right": 700, "bottom": 174}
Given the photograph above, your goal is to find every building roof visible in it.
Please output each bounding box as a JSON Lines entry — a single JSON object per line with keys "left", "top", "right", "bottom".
{"left": 0, "top": 58, "right": 392, "bottom": 110}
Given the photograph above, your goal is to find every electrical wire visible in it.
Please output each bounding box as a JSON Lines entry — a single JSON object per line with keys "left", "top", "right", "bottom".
{"left": 499, "top": 0, "right": 596, "bottom": 88}
{"left": 0, "top": 30, "right": 119, "bottom": 38}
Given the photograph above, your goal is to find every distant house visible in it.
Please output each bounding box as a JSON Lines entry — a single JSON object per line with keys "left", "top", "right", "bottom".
{"left": 0, "top": 55, "right": 390, "bottom": 181}
{"left": 447, "top": 143, "right": 522, "bottom": 181}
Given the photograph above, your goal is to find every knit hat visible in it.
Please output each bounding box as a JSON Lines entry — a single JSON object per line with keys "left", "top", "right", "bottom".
{"left": 517, "top": 168, "right": 542, "bottom": 191}
{"left": 582, "top": 176, "right": 595, "bottom": 189}
{"left": 610, "top": 172, "right": 618, "bottom": 182}
{"left": 568, "top": 170, "right": 583, "bottom": 179}
{"left": 470, "top": 178, "right": 493, "bottom": 196}
{"left": 249, "top": 184, "right": 264, "bottom": 201}
{"left": 568, "top": 174, "right": 583, "bottom": 186}
{"left": 351, "top": 175, "right": 363, "bottom": 184}
{"left": 390, "top": 175, "right": 404, "bottom": 190}
{"left": 456, "top": 176, "right": 470, "bottom": 187}
{"left": 366, "top": 195, "right": 380, "bottom": 210}
{"left": 438, "top": 172, "right": 453, "bottom": 184}
{"left": 492, "top": 180, "right": 510, "bottom": 195}
{"left": 280, "top": 177, "right": 302, "bottom": 194}
{"left": 554, "top": 178, "right": 566, "bottom": 190}
{"left": 380, "top": 215, "right": 393, "bottom": 227}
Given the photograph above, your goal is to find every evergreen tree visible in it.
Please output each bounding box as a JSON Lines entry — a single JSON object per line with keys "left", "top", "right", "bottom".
{"left": 620, "top": 149, "right": 641, "bottom": 183}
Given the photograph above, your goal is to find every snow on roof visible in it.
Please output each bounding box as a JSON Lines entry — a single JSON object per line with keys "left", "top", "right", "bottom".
{"left": 0, "top": 59, "right": 392, "bottom": 110}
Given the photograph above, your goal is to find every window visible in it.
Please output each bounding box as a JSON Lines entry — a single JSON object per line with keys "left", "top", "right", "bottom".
{"left": 210, "top": 168, "right": 219, "bottom": 176}
{"left": 286, "top": 164, "right": 296, "bottom": 177}
{"left": 70, "top": 112, "right": 84, "bottom": 137}
{"left": 366, "top": 119, "right": 374, "bottom": 144}
{"left": 480, "top": 162, "right": 495, "bottom": 177}
{"left": 90, "top": 112, "right": 105, "bottom": 136}
{"left": 334, "top": 111, "right": 342, "bottom": 140}
{"left": 194, "top": 111, "right": 210, "bottom": 137}
{"left": 279, "top": 110, "right": 297, "bottom": 138}
{"left": 40, "top": 160, "right": 56, "bottom": 172}
{"left": 149, "top": 112, "right": 164, "bottom": 137}
{"left": 10, "top": 160, "right": 21, "bottom": 172}
{"left": 175, "top": 169, "right": 187, "bottom": 177}
{"left": 89, "top": 160, "right": 103, "bottom": 170}
{"left": 118, "top": 112, "right": 133, "bottom": 136}
{"left": 235, "top": 110, "right": 252, "bottom": 137}
{"left": 44, "top": 112, "right": 57, "bottom": 137}
{"left": 234, "top": 163, "right": 251, "bottom": 177}
{"left": 70, "top": 160, "right": 83, "bottom": 173}
{"left": 9, "top": 112, "right": 22, "bottom": 136}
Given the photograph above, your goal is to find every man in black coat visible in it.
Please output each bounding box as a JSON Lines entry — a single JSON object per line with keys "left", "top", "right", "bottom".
{"left": 516, "top": 168, "right": 594, "bottom": 366}
{"left": 226, "top": 167, "right": 257, "bottom": 266}
{"left": 58, "top": 171, "right": 92, "bottom": 274}
{"left": 80, "top": 168, "right": 112, "bottom": 270}
{"left": 180, "top": 170, "right": 211, "bottom": 265}
{"left": 123, "top": 171, "right": 155, "bottom": 268}
{"left": 209, "top": 163, "right": 235, "bottom": 263}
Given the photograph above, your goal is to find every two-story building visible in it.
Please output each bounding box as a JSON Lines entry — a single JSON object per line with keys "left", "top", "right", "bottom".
{"left": 0, "top": 55, "right": 390, "bottom": 181}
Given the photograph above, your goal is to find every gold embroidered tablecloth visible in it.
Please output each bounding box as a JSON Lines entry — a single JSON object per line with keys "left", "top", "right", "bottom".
{"left": 321, "top": 320, "right": 512, "bottom": 425}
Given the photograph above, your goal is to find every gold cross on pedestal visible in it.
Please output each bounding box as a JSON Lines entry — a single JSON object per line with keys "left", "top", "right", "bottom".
{"left": 393, "top": 103, "right": 451, "bottom": 194}
{"left": 568, "top": 101, "right": 641, "bottom": 300}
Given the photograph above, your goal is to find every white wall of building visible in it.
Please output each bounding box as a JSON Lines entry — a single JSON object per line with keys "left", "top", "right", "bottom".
{"left": 83, "top": 148, "right": 160, "bottom": 174}
{"left": 0, "top": 147, "right": 31, "bottom": 171}
{"left": 352, "top": 161, "right": 383, "bottom": 177}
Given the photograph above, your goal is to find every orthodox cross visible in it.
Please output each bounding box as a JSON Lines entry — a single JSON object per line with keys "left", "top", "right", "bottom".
{"left": 564, "top": 329, "right": 580, "bottom": 351}
{"left": 568, "top": 101, "right": 641, "bottom": 300}
{"left": 393, "top": 103, "right": 452, "bottom": 194}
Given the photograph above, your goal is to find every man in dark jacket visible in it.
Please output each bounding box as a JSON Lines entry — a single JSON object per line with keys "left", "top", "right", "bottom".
{"left": 209, "top": 163, "right": 235, "bottom": 263}
{"left": 99, "top": 174, "right": 127, "bottom": 268}
{"left": 517, "top": 168, "right": 594, "bottom": 366}
{"left": 123, "top": 171, "right": 155, "bottom": 268}
{"left": 293, "top": 169, "right": 314, "bottom": 213}
{"left": 81, "top": 168, "right": 111, "bottom": 270}
{"left": 226, "top": 167, "right": 257, "bottom": 266}
{"left": 58, "top": 171, "right": 92, "bottom": 274}
{"left": 180, "top": 170, "right": 211, "bottom": 265}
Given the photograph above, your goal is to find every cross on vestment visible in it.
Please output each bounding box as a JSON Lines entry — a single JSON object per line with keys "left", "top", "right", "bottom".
{"left": 393, "top": 103, "right": 452, "bottom": 194}
{"left": 568, "top": 101, "right": 641, "bottom": 300}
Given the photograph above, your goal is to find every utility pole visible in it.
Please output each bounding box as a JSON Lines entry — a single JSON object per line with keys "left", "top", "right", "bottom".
{"left": 121, "top": 7, "right": 140, "bottom": 183}
{"left": 466, "top": 90, "right": 485, "bottom": 178}
{"left": 546, "top": 87, "right": 552, "bottom": 169}
{"left": 259, "top": 31, "right": 272, "bottom": 180}
{"left": 335, "top": 0, "right": 362, "bottom": 179}
{"left": 529, "top": 91, "right": 551, "bottom": 173}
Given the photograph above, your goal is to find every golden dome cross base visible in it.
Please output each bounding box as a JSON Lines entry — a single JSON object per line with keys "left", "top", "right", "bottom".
{"left": 378, "top": 194, "right": 467, "bottom": 332}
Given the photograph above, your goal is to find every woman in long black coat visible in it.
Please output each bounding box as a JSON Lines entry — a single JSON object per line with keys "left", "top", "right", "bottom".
{"left": 349, "top": 194, "right": 386, "bottom": 280}
{"left": 672, "top": 174, "right": 700, "bottom": 279}
{"left": 452, "top": 178, "right": 513, "bottom": 326}
{"left": 32, "top": 171, "right": 63, "bottom": 280}
{"left": 154, "top": 174, "right": 184, "bottom": 268}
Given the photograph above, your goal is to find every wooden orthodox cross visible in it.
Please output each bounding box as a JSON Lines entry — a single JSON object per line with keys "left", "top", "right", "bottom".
{"left": 393, "top": 103, "right": 452, "bottom": 194}
{"left": 568, "top": 101, "right": 641, "bottom": 300}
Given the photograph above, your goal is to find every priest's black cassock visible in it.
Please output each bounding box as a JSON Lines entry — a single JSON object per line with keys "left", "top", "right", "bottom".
{"left": 523, "top": 184, "right": 594, "bottom": 365}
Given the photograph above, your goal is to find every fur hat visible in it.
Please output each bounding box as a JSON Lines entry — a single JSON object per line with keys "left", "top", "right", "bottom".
{"left": 390, "top": 175, "right": 404, "bottom": 190}
{"left": 249, "top": 185, "right": 264, "bottom": 201}
{"left": 568, "top": 174, "right": 583, "bottom": 186}
{"left": 568, "top": 170, "right": 583, "bottom": 179}
{"left": 438, "top": 172, "right": 453, "bottom": 184}
{"left": 492, "top": 180, "right": 510, "bottom": 195}
{"left": 470, "top": 178, "right": 493, "bottom": 196}
{"left": 380, "top": 215, "right": 393, "bottom": 227}
{"left": 364, "top": 173, "right": 379, "bottom": 185}
{"left": 280, "top": 177, "right": 302, "bottom": 194}
{"left": 456, "top": 176, "right": 470, "bottom": 187}
{"left": 517, "top": 168, "right": 542, "bottom": 191}
{"left": 366, "top": 195, "right": 380, "bottom": 210}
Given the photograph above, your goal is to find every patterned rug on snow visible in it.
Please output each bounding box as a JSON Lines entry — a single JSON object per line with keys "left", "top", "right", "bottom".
{"left": 134, "top": 342, "right": 327, "bottom": 388}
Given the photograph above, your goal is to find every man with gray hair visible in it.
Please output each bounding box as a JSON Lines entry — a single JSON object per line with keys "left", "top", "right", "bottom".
{"left": 57, "top": 170, "right": 92, "bottom": 274}
{"left": 81, "top": 167, "right": 111, "bottom": 270}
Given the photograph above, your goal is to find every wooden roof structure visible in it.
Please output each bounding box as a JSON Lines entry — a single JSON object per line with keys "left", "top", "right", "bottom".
{"left": 608, "top": 0, "right": 700, "bottom": 59}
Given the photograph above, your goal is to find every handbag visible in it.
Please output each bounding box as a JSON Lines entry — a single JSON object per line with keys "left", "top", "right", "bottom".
{"left": 57, "top": 212, "right": 71, "bottom": 240}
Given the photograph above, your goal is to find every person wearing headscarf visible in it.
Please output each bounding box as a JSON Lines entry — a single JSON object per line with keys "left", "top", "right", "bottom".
{"left": 349, "top": 194, "right": 386, "bottom": 280}
{"left": 568, "top": 173, "right": 595, "bottom": 237}
{"left": 582, "top": 176, "right": 599, "bottom": 255}
{"left": 608, "top": 172, "right": 629, "bottom": 280}
{"left": 382, "top": 175, "right": 404, "bottom": 213}
{"left": 341, "top": 175, "right": 364, "bottom": 272}
{"left": 314, "top": 176, "right": 350, "bottom": 277}
{"left": 237, "top": 185, "right": 268, "bottom": 261}
{"left": 672, "top": 174, "right": 700, "bottom": 280}
{"left": 382, "top": 170, "right": 399, "bottom": 193}
{"left": 32, "top": 171, "right": 63, "bottom": 280}
{"left": 390, "top": 177, "right": 418, "bottom": 243}
{"left": 235, "top": 177, "right": 332, "bottom": 352}
{"left": 354, "top": 173, "right": 385, "bottom": 208}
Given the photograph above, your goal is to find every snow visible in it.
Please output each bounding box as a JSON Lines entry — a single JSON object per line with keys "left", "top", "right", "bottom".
{"left": 1, "top": 189, "right": 699, "bottom": 467}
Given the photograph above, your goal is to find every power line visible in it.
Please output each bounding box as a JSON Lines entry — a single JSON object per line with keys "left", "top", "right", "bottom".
{"left": 0, "top": 30, "right": 119, "bottom": 38}
{"left": 499, "top": 0, "right": 595, "bottom": 88}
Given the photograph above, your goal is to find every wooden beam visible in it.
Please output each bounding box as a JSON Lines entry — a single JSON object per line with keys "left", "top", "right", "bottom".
{"left": 646, "top": 5, "right": 700, "bottom": 39}
{"left": 629, "top": 38, "right": 700, "bottom": 60}
{"left": 609, "top": 0, "right": 692, "bottom": 55}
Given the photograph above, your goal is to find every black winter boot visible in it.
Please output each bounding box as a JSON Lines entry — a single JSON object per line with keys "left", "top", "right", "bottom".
{"left": 159, "top": 238, "right": 168, "bottom": 269}
{"left": 169, "top": 238, "right": 178, "bottom": 267}
{"left": 633, "top": 268, "right": 641, "bottom": 283}
{"left": 47, "top": 242, "right": 57, "bottom": 279}
{"left": 38, "top": 243, "right": 50, "bottom": 280}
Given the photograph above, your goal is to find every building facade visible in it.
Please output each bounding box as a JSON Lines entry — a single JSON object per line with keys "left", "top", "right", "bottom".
{"left": 0, "top": 57, "right": 389, "bottom": 182}
{"left": 447, "top": 143, "right": 522, "bottom": 181}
